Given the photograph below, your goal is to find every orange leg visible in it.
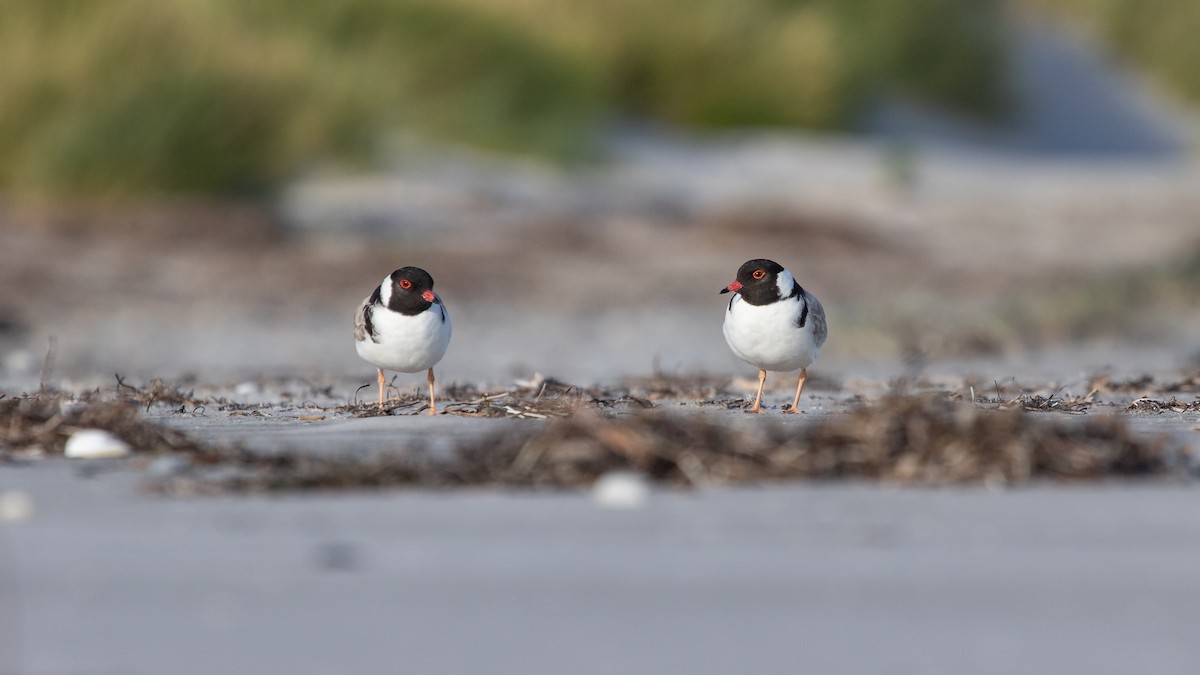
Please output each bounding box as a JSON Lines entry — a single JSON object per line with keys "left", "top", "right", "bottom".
{"left": 748, "top": 369, "right": 767, "bottom": 413}
{"left": 787, "top": 368, "right": 808, "bottom": 414}
{"left": 377, "top": 368, "right": 386, "bottom": 410}
{"left": 425, "top": 367, "right": 438, "bottom": 415}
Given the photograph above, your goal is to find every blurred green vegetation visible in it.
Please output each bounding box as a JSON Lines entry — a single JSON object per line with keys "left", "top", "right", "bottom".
{"left": 0, "top": 0, "right": 1010, "bottom": 196}
{"left": 1025, "top": 0, "right": 1200, "bottom": 103}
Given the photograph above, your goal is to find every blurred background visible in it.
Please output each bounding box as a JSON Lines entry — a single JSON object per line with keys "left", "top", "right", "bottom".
{"left": 4, "top": 5, "right": 1200, "bottom": 675}
{"left": 1, "top": 0, "right": 1199, "bottom": 387}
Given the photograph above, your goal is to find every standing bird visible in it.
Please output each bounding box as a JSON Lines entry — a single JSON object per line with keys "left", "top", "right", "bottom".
{"left": 354, "top": 266, "right": 452, "bottom": 414}
{"left": 721, "top": 259, "right": 827, "bottom": 413}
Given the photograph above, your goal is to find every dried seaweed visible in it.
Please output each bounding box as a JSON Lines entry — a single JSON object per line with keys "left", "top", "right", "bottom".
{"left": 114, "top": 374, "right": 290, "bottom": 414}
{"left": 446, "top": 395, "right": 1172, "bottom": 488}
{"left": 1011, "top": 392, "right": 1093, "bottom": 414}
{"left": 0, "top": 393, "right": 213, "bottom": 460}
{"left": 150, "top": 394, "right": 1184, "bottom": 494}
{"left": 4, "top": 380, "right": 1187, "bottom": 494}
{"left": 341, "top": 376, "right": 657, "bottom": 419}
{"left": 1163, "top": 371, "right": 1200, "bottom": 393}
{"left": 1126, "top": 397, "right": 1200, "bottom": 414}
{"left": 615, "top": 372, "right": 732, "bottom": 401}
{"left": 1092, "top": 370, "right": 1200, "bottom": 395}
{"left": 115, "top": 374, "right": 203, "bottom": 411}
{"left": 1090, "top": 373, "right": 1155, "bottom": 394}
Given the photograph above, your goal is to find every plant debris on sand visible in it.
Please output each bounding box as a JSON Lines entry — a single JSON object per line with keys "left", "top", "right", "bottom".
{"left": 447, "top": 395, "right": 1178, "bottom": 488}
{"left": 1126, "top": 397, "right": 1200, "bottom": 414}
{"left": 0, "top": 394, "right": 211, "bottom": 460}
{"left": 341, "top": 374, "right": 717, "bottom": 419}
{"left": 149, "top": 395, "right": 1187, "bottom": 494}
{"left": 1091, "top": 370, "right": 1200, "bottom": 395}
{"left": 1010, "top": 392, "right": 1094, "bottom": 414}
{"left": 116, "top": 374, "right": 206, "bottom": 411}
{"left": 3, "top": 383, "right": 1189, "bottom": 493}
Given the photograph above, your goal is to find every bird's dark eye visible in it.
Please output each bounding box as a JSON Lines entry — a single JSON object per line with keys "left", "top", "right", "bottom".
{"left": 752, "top": 269, "right": 766, "bottom": 280}
{"left": 399, "top": 279, "right": 412, "bottom": 289}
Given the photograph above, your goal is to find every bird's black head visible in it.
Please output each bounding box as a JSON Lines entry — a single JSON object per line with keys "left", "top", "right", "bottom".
{"left": 385, "top": 266, "right": 439, "bottom": 315}
{"left": 719, "top": 258, "right": 792, "bottom": 306}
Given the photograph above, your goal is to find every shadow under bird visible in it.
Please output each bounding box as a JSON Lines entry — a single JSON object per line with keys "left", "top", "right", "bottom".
{"left": 721, "top": 258, "right": 827, "bottom": 413}
{"left": 354, "top": 266, "right": 452, "bottom": 414}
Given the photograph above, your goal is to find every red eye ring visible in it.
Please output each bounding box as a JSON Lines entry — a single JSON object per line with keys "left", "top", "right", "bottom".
{"left": 752, "top": 269, "right": 766, "bottom": 280}
{"left": 399, "top": 279, "right": 412, "bottom": 289}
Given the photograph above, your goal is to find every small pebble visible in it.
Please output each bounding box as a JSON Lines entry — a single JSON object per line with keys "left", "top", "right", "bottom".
{"left": 64, "top": 429, "right": 131, "bottom": 459}
{"left": 0, "top": 491, "right": 35, "bottom": 522}
{"left": 592, "top": 471, "right": 650, "bottom": 509}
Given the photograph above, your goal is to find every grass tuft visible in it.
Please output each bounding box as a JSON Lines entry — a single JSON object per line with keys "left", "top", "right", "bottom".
{"left": 0, "top": 0, "right": 1011, "bottom": 197}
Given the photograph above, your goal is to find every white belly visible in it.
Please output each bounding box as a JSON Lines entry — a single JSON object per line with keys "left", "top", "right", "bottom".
{"left": 356, "top": 305, "right": 451, "bottom": 373}
{"left": 723, "top": 296, "right": 819, "bottom": 372}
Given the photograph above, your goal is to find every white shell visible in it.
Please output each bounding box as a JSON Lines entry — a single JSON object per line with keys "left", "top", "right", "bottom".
{"left": 0, "top": 491, "right": 35, "bottom": 522}
{"left": 591, "top": 471, "right": 650, "bottom": 509}
{"left": 64, "top": 429, "right": 131, "bottom": 459}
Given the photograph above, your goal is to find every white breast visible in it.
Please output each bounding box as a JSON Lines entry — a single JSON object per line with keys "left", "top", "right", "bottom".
{"left": 356, "top": 303, "right": 452, "bottom": 373}
{"left": 723, "top": 294, "right": 819, "bottom": 372}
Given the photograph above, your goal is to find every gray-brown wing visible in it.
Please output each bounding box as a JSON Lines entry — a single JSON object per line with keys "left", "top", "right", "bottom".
{"left": 805, "top": 290, "right": 828, "bottom": 349}
{"left": 353, "top": 295, "right": 376, "bottom": 343}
